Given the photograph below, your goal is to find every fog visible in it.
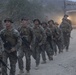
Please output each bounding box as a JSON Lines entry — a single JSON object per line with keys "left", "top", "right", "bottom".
{"left": 0, "top": 0, "right": 75, "bottom": 23}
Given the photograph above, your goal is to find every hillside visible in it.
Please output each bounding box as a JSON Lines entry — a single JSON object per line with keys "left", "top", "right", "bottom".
{"left": 0, "top": 0, "right": 75, "bottom": 21}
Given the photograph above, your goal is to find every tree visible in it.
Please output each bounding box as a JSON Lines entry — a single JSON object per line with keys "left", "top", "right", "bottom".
{"left": 6, "top": 0, "right": 43, "bottom": 21}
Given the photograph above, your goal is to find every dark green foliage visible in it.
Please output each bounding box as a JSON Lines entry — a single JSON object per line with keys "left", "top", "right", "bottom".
{"left": 5, "top": 0, "right": 43, "bottom": 21}
{"left": 0, "top": 0, "right": 64, "bottom": 21}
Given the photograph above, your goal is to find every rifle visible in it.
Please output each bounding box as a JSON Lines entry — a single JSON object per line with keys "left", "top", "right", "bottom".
{"left": 47, "top": 36, "right": 53, "bottom": 50}
{"left": 5, "top": 51, "right": 18, "bottom": 59}
{"left": 0, "top": 58, "right": 10, "bottom": 70}
{"left": 0, "top": 34, "right": 18, "bottom": 59}
{"left": 21, "top": 37, "right": 32, "bottom": 54}
{"left": 22, "top": 37, "right": 30, "bottom": 48}
{"left": 0, "top": 57, "right": 10, "bottom": 75}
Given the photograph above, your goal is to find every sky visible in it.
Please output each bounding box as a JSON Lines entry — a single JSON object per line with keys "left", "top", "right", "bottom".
{"left": 69, "top": 0, "right": 76, "bottom": 1}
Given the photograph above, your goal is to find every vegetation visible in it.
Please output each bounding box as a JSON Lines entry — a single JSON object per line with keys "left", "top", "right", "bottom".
{"left": 0, "top": 0, "right": 65, "bottom": 21}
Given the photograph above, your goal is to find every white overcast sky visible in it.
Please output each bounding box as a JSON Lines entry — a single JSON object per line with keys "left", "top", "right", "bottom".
{"left": 69, "top": 0, "right": 76, "bottom": 1}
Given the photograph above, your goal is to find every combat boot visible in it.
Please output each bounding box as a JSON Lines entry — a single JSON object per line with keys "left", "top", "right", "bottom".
{"left": 49, "top": 56, "right": 53, "bottom": 61}
{"left": 66, "top": 49, "right": 69, "bottom": 52}
{"left": 35, "top": 65, "right": 39, "bottom": 70}
{"left": 55, "top": 52, "right": 57, "bottom": 56}
{"left": 41, "top": 60, "right": 46, "bottom": 64}
{"left": 18, "top": 70, "right": 24, "bottom": 75}
{"left": 59, "top": 50, "right": 63, "bottom": 54}
{"left": 25, "top": 71, "right": 30, "bottom": 75}
{"left": 0, "top": 67, "right": 2, "bottom": 74}
{"left": 59, "top": 51, "right": 61, "bottom": 54}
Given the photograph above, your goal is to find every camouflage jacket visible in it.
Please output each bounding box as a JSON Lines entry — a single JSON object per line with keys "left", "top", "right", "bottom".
{"left": 55, "top": 26, "right": 63, "bottom": 40}
{"left": 44, "top": 27, "right": 52, "bottom": 37}
{"left": 60, "top": 20, "right": 72, "bottom": 34}
{"left": 0, "top": 37, "right": 4, "bottom": 54}
{"left": 32, "top": 25, "right": 46, "bottom": 45}
{"left": 18, "top": 26, "right": 33, "bottom": 44}
{"left": 49, "top": 25, "right": 62, "bottom": 41}
{"left": 0, "top": 28, "right": 21, "bottom": 51}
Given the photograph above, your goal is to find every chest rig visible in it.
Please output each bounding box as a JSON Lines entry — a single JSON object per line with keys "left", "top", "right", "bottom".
{"left": 2, "top": 29, "right": 18, "bottom": 47}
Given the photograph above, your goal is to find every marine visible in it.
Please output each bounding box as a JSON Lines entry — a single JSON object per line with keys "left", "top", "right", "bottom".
{"left": 32, "top": 19, "right": 46, "bottom": 70}
{"left": 48, "top": 20, "right": 57, "bottom": 55}
{"left": 17, "top": 18, "right": 33, "bottom": 75}
{"left": 54, "top": 22, "right": 63, "bottom": 53}
{"left": 41, "top": 22, "right": 54, "bottom": 64}
{"left": 60, "top": 15, "right": 72, "bottom": 52}
{"left": 0, "top": 18, "right": 21, "bottom": 75}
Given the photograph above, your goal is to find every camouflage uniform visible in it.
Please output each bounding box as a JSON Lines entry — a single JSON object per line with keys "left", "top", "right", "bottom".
{"left": 60, "top": 18, "right": 72, "bottom": 51}
{"left": 48, "top": 24, "right": 57, "bottom": 55}
{"left": 54, "top": 25, "right": 63, "bottom": 53}
{"left": 0, "top": 20, "right": 3, "bottom": 31}
{"left": 0, "top": 38, "right": 3, "bottom": 71}
{"left": 17, "top": 26, "right": 33, "bottom": 72}
{"left": 32, "top": 25, "right": 46, "bottom": 67}
{"left": 0, "top": 20, "right": 3, "bottom": 72}
{"left": 41, "top": 26, "right": 54, "bottom": 62}
{"left": 0, "top": 28, "right": 21, "bottom": 75}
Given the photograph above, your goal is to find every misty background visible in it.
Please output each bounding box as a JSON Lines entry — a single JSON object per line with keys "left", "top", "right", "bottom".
{"left": 0, "top": 0, "right": 74, "bottom": 23}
